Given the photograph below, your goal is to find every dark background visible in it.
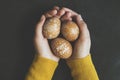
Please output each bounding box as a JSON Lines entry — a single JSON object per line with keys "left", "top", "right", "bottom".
{"left": 0, "top": 0, "right": 120, "bottom": 80}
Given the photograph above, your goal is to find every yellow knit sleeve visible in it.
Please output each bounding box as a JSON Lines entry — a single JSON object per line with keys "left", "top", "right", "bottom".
{"left": 25, "top": 55, "right": 58, "bottom": 80}
{"left": 67, "top": 54, "right": 99, "bottom": 80}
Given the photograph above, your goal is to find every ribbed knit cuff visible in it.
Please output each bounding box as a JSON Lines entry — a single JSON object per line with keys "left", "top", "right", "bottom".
{"left": 67, "top": 54, "right": 92, "bottom": 67}
{"left": 25, "top": 55, "right": 58, "bottom": 80}
{"left": 66, "top": 54, "right": 99, "bottom": 80}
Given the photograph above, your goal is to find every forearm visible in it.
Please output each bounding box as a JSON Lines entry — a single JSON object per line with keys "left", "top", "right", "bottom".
{"left": 67, "top": 54, "right": 99, "bottom": 80}
{"left": 25, "top": 54, "right": 58, "bottom": 80}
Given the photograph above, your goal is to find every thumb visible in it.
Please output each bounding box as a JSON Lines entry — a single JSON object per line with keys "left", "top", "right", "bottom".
{"left": 76, "top": 15, "right": 90, "bottom": 40}
{"left": 35, "top": 15, "right": 46, "bottom": 36}
{"left": 76, "top": 15, "right": 87, "bottom": 31}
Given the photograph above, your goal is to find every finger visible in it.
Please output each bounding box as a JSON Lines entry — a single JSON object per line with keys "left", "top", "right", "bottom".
{"left": 53, "top": 6, "right": 64, "bottom": 18}
{"left": 55, "top": 7, "right": 77, "bottom": 19}
{"left": 58, "top": 7, "right": 78, "bottom": 20}
{"left": 45, "top": 9, "right": 57, "bottom": 18}
{"left": 76, "top": 15, "right": 87, "bottom": 30}
{"left": 75, "top": 15, "right": 90, "bottom": 38}
{"left": 45, "top": 6, "right": 59, "bottom": 18}
{"left": 56, "top": 8, "right": 66, "bottom": 18}
{"left": 53, "top": 6, "right": 60, "bottom": 10}
{"left": 61, "top": 7, "right": 78, "bottom": 17}
{"left": 61, "top": 12, "right": 72, "bottom": 21}
{"left": 35, "top": 15, "right": 46, "bottom": 36}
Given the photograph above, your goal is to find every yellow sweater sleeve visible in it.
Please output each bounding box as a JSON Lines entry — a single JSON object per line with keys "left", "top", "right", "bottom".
{"left": 67, "top": 54, "right": 99, "bottom": 80}
{"left": 25, "top": 55, "right": 58, "bottom": 80}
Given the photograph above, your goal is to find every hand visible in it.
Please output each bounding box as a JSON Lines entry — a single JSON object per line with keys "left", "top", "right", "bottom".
{"left": 34, "top": 6, "right": 61, "bottom": 62}
{"left": 58, "top": 7, "right": 91, "bottom": 59}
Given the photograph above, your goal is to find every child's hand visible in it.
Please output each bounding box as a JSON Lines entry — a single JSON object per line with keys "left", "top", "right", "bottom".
{"left": 34, "top": 7, "right": 61, "bottom": 62}
{"left": 59, "top": 7, "right": 91, "bottom": 58}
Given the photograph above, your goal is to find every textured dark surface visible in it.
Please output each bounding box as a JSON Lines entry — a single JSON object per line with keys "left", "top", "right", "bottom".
{"left": 0, "top": 0, "right": 120, "bottom": 80}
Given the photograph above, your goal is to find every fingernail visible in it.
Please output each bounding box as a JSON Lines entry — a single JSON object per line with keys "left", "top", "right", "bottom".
{"left": 79, "top": 14, "right": 83, "bottom": 21}
{"left": 40, "top": 15, "right": 44, "bottom": 21}
{"left": 54, "top": 6, "right": 59, "bottom": 10}
{"left": 53, "top": 10, "right": 57, "bottom": 14}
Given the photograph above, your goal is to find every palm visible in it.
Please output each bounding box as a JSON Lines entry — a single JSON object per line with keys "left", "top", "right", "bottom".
{"left": 59, "top": 7, "right": 91, "bottom": 58}
{"left": 34, "top": 14, "right": 59, "bottom": 62}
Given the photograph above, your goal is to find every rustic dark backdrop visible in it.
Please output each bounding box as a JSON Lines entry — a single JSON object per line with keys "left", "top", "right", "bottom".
{"left": 0, "top": 0, "right": 120, "bottom": 80}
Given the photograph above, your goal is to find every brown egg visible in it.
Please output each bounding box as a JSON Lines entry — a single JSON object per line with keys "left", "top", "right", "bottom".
{"left": 43, "top": 17, "right": 61, "bottom": 39}
{"left": 61, "top": 21, "right": 79, "bottom": 41}
{"left": 51, "top": 38, "right": 72, "bottom": 59}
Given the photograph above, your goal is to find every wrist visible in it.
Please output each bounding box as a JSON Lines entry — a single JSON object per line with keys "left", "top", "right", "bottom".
{"left": 70, "top": 50, "right": 90, "bottom": 59}
{"left": 37, "top": 53, "right": 60, "bottom": 62}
